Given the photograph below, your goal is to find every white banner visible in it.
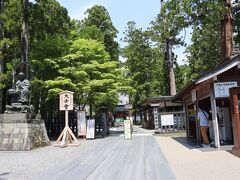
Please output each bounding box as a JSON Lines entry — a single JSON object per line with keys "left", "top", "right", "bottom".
{"left": 86, "top": 119, "right": 95, "bottom": 139}
{"left": 77, "top": 111, "right": 86, "bottom": 136}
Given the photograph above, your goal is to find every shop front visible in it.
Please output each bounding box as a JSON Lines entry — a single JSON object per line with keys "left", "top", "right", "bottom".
{"left": 174, "top": 55, "right": 240, "bottom": 148}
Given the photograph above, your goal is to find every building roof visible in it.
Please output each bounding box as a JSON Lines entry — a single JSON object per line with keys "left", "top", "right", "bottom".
{"left": 174, "top": 54, "right": 240, "bottom": 101}
{"left": 143, "top": 96, "right": 174, "bottom": 106}
{"left": 114, "top": 105, "right": 127, "bottom": 112}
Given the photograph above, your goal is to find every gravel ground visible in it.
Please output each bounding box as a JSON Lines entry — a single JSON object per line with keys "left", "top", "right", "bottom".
{"left": 155, "top": 136, "right": 240, "bottom": 180}
{"left": 0, "top": 138, "right": 106, "bottom": 180}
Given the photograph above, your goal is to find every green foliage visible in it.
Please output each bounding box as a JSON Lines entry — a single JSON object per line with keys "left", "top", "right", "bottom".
{"left": 82, "top": 5, "right": 119, "bottom": 60}
{"left": 183, "top": 0, "right": 225, "bottom": 77}
{"left": 47, "top": 38, "right": 130, "bottom": 113}
{"left": 79, "top": 25, "right": 105, "bottom": 42}
{"left": 150, "top": 0, "right": 229, "bottom": 93}
{"left": 0, "top": 73, "right": 8, "bottom": 89}
{"left": 123, "top": 21, "right": 163, "bottom": 110}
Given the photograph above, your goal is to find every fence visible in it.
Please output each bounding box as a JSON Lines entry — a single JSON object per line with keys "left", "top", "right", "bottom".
{"left": 156, "top": 111, "right": 186, "bottom": 133}
{"left": 44, "top": 111, "right": 78, "bottom": 140}
{"left": 44, "top": 110, "right": 110, "bottom": 140}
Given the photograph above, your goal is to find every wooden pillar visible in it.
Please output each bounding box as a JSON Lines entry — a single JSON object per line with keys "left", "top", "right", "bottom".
{"left": 210, "top": 91, "right": 220, "bottom": 148}
{"left": 229, "top": 87, "right": 240, "bottom": 156}
{"left": 195, "top": 102, "right": 201, "bottom": 143}
{"left": 185, "top": 104, "right": 190, "bottom": 139}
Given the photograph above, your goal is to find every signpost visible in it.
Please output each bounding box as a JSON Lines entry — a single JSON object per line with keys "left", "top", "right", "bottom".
{"left": 124, "top": 119, "right": 132, "bottom": 139}
{"left": 55, "top": 91, "right": 79, "bottom": 147}
{"left": 153, "top": 107, "right": 159, "bottom": 132}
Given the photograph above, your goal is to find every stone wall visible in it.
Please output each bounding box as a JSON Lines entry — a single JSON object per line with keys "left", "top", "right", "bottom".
{"left": 0, "top": 113, "right": 50, "bottom": 151}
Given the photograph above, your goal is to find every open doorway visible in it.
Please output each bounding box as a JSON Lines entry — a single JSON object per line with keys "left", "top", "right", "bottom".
{"left": 187, "top": 104, "right": 196, "bottom": 139}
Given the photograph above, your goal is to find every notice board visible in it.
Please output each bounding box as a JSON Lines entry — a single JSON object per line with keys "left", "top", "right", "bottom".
{"left": 86, "top": 119, "right": 95, "bottom": 139}
{"left": 77, "top": 111, "right": 87, "bottom": 137}
{"left": 124, "top": 120, "right": 132, "bottom": 139}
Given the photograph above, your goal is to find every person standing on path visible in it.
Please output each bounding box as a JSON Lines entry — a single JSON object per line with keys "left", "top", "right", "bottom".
{"left": 198, "top": 108, "right": 210, "bottom": 147}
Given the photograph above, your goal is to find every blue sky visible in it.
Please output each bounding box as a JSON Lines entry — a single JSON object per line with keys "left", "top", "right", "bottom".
{"left": 56, "top": 0, "right": 188, "bottom": 64}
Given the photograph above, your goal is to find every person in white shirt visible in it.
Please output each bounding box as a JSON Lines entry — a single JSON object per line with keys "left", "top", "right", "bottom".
{"left": 197, "top": 108, "right": 210, "bottom": 147}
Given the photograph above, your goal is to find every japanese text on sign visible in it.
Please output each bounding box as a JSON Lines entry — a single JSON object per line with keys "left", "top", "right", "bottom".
{"left": 59, "top": 91, "right": 74, "bottom": 111}
{"left": 214, "top": 82, "right": 238, "bottom": 98}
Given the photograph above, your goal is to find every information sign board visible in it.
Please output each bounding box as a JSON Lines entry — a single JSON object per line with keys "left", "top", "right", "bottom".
{"left": 214, "top": 82, "right": 238, "bottom": 98}
{"left": 59, "top": 91, "right": 74, "bottom": 111}
{"left": 153, "top": 107, "right": 159, "bottom": 131}
{"left": 161, "top": 114, "right": 174, "bottom": 126}
{"left": 124, "top": 120, "right": 132, "bottom": 139}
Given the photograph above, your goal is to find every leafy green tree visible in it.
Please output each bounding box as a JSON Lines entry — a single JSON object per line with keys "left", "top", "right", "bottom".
{"left": 46, "top": 38, "right": 128, "bottom": 115}
{"left": 123, "top": 21, "right": 163, "bottom": 112}
{"left": 82, "top": 5, "right": 119, "bottom": 60}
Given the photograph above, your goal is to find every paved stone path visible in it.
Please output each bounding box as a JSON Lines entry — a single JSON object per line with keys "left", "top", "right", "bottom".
{"left": 0, "top": 124, "right": 176, "bottom": 180}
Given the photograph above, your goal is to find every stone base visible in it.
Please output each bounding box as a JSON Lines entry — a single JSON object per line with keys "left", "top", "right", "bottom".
{"left": 0, "top": 113, "right": 50, "bottom": 151}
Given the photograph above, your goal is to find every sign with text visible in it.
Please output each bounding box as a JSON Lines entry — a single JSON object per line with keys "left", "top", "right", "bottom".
{"left": 191, "top": 89, "right": 197, "bottom": 102}
{"left": 124, "top": 120, "right": 132, "bottom": 139}
{"left": 161, "top": 114, "right": 174, "bottom": 126}
{"left": 59, "top": 91, "right": 74, "bottom": 111}
{"left": 153, "top": 107, "right": 159, "bottom": 131}
{"left": 86, "top": 119, "right": 95, "bottom": 139}
{"left": 214, "top": 82, "right": 238, "bottom": 98}
{"left": 77, "top": 111, "right": 87, "bottom": 137}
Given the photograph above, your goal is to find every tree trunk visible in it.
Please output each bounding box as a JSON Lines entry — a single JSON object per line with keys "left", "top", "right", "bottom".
{"left": 166, "top": 39, "right": 176, "bottom": 96}
{"left": 0, "top": 0, "right": 4, "bottom": 113}
{"left": 21, "top": 0, "right": 29, "bottom": 79}
{"left": 221, "top": 0, "right": 233, "bottom": 60}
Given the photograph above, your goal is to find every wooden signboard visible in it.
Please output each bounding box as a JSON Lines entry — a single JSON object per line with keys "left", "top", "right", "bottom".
{"left": 86, "top": 119, "right": 95, "bottom": 139}
{"left": 214, "top": 82, "right": 238, "bottom": 98}
{"left": 55, "top": 90, "right": 79, "bottom": 147}
{"left": 77, "top": 111, "right": 87, "bottom": 137}
{"left": 59, "top": 91, "right": 74, "bottom": 111}
{"left": 153, "top": 107, "right": 159, "bottom": 131}
{"left": 124, "top": 120, "right": 132, "bottom": 139}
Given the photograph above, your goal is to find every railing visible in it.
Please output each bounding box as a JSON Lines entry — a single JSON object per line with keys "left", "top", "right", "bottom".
{"left": 156, "top": 111, "right": 186, "bottom": 133}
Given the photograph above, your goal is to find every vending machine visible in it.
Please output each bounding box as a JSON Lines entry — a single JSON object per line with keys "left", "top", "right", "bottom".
{"left": 217, "top": 107, "right": 232, "bottom": 142}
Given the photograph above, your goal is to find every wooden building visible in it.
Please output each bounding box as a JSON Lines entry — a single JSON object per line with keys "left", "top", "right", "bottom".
{"left": 174, "top": 54, "right": 240, "bottom": 148}
{"left": 142, "top": 96, "right": 185, "bottom": 132}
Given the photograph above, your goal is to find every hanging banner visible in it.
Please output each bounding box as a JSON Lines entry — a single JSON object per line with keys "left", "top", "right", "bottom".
{"left": 124, "top": 120, "right": 132, "bottom": 139}
{"left": 77, "top": 111, "right": 87, "bottom": 137}
{"left": 86, "top": 119, "right": 95, "bottom": 139}
{"left": 153, "top": 107, "right": 159, "bottom": 131}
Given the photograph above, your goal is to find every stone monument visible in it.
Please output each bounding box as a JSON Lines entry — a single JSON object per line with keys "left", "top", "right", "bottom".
{"left": 0, "top": 72, "right": 50, "bottom": 151}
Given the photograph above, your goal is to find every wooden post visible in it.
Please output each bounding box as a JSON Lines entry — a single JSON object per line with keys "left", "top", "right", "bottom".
{"left": 229, "top": 87, "right": 240, "bottom": 156}
{"left": 210, "top": 91, "right": 220, "bottom": 148}
{"left": 195, "top": 102, "right": 201, "bottom": 143}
